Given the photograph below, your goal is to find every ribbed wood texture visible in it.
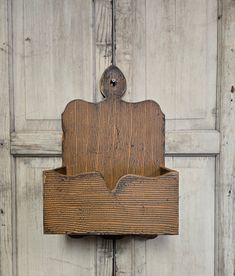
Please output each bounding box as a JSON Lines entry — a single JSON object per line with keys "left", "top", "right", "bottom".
{"left": 44, "top": 167, "right": 178, "bottom": 235}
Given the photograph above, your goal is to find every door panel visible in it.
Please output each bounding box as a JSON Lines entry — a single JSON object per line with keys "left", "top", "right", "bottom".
{"left": 16, "top": 158, "right": 96, "bottom": 276}
{"left": 13, "top": 0, "right": 94, "bottom": 131}
{"left": 116, "top": 157, "right": 215, "bottom": 276}
{"left": 1, "top": 0, "right": 230, "bottom": 275}
{"left": 12, "top": 0, "right": 217, "bottom": 131}
{"left": 116, "top": 0, "right": 217, "bottom": 130}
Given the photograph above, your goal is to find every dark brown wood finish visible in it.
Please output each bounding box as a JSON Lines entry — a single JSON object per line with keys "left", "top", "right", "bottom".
{"left": 44, "top": 65, "right": 178, "bottom": 236}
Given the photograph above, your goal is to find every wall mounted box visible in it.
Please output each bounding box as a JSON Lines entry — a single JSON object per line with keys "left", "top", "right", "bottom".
{"left": 43, "top": 65, "right": 179, "bottom": 237}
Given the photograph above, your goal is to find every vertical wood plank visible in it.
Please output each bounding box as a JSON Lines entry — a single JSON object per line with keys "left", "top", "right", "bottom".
{"left": 116, "top": 0, "right": 146, "bottom": 101}
{"left": 115, "top": 238, "right": 133, "bottom": 276}
{"left": 95, "top": 0, "right": 112, "bottom": 102}
{"left": 0, "top": 0, "right": 13, "bottom": 275}
{"left": 216, "top": 0, "right": 235, "bottom": 275}
{"left": 116, "top": 238, "right": 147, "bottom": 276}
{"left": 96, "top": 238, "right": 113, "bottom": 276}
{"left": 94, "top": 1, "right": 113, "bottom": 275}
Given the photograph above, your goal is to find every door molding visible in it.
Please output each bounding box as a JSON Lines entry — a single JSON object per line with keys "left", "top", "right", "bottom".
{"left": 10, "top": 130, "right": 220, "bottom": 156}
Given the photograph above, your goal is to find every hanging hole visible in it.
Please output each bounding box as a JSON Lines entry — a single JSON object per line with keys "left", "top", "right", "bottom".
{"left": 110, "top": 79, "right": 117, "bottom": 87}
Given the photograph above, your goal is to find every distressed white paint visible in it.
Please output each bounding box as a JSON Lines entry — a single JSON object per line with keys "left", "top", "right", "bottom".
{"left": 116, "top": 157, "right": 215, "bottom": 276}
{"left": 1, "top": 0, "right": 234, "bottom": 275}
{"left": 95, "top": 0, "right": 112, "bottom": 102}
{"left": 13, "top": 0, "right": 94, "bottom": 130}
{"left": 16, "top": 158, "right": 96, "bottom": 276}
{"left": 116, "top": 0, "right": 217, "bottom": 130}
{"left": 0, "top": 1, "right": 13, "bottom": 275}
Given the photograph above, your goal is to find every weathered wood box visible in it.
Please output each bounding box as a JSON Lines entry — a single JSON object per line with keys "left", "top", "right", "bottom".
{"left": 43, "top": 65, "right": 179, "bottom": 237}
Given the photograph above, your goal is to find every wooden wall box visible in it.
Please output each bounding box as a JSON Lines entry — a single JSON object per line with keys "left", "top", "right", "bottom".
{"left": 43, "top": 65, "right": 179, "bottom": 237}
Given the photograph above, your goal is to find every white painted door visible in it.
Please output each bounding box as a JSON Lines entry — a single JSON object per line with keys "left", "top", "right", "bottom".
{"left": 0, "top": 0, "right": 234, "bottom": 275}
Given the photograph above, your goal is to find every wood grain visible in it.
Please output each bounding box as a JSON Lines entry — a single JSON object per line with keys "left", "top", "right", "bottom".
{"left": 94, "top": 2, "right": 114, "bottom": 275}
{"left": 0, "top": 0, "right": 223, "bottom": 275}
{"left": 94, "top": 1, "right": 114, "bottom": 274}
{"left": 62, "top": 65, "right": 165, "bottom": 190}
{"left": 44, "top": 166, "right": 178, "bottom": 235}
{"left": 44, "top": 65, "right": 178, "bottom": 235}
